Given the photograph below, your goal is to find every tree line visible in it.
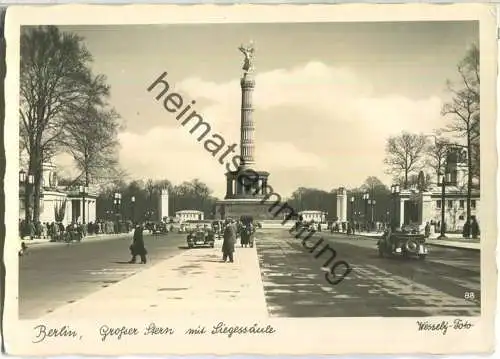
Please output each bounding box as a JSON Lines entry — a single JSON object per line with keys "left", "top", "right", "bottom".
{"left": 19, "top": 26, "right": 123, "bottom": 223}
{"left": 92, "top": 175, "right": 392, "bottom": 223}
{"left": 92, "top": 178, "right": 218, "bottom": 222}
{"left": 383, "top": 44, "right": 479, "bottom": 221}
{"left": 287, "top": 176, "right": 391, "bottom": 222}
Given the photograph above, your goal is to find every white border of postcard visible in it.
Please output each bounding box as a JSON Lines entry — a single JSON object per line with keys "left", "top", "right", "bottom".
{"left": 3, "top": 3, "right": 498, "bottom": 355}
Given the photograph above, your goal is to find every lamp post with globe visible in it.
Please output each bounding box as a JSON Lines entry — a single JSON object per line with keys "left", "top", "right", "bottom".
{"left": 390, "top": 184, "right": 400, "bottom": 230}
{"left": 438, "top": 172, "right": 452, "bottom": 239}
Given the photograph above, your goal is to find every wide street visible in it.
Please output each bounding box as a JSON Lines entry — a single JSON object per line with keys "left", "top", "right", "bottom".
{"left": 256, "top": 229, "right": 480, "bottom": 317}
{"left": 19, "top": 232, "right": 186, "bottom": 319}
{"left": 19, "top": 228, "right": 480, "bottom": 319}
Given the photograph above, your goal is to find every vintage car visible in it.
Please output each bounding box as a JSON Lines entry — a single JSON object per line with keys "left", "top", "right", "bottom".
{"left": 186, "top": 221, "right": 215, "bottom": 248}
{"left": 296, "top": 221, "right": 316, "bottom": 233}
{"left": 150, "top": 222, "right": 169, "bottom": 235}
{"left": 377, "top": 230, "right": 428, "bottom": 260}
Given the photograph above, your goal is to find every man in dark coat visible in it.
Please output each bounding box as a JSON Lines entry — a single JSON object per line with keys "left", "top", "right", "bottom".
{"left": 129, "top": 223, "right": 147, "bottom": 264}
{"left": 462, "top": 219, "right": 471, "bottom": 238}
{"left": 222, "top": 219, "right": 236, "bottom": 263}
{"left": 471, "top": 216, "right": 480, "bottom": 239}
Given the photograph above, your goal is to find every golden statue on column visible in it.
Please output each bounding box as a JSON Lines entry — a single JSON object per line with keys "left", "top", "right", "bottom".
{"left": 238, "top": 41, "right": 255, "bottom": 73}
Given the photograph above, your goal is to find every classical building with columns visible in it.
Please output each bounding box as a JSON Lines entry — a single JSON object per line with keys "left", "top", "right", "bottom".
{"left": 215, "top": 42, "right": 277, "bottom": 220}
{"left": 176, "top": 210, "right": 204, "bottom": 222}
{"left": 298, "top": 210, "right": 326, "bottom": 223}
{"left": 390, "top": 147, "right": 480, "bottom": 232}
{"left": 19, "top": 162, "right": 98, "bottom": 225}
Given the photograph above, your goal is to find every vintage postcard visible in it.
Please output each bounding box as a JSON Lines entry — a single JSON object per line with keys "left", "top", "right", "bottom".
{"left": 2, "top": 3, "right": 497, "bottom": 356}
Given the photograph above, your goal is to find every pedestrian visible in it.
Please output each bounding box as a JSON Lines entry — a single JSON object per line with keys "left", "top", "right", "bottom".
{"left": 462, "top": 218, "right": 471, "bottom": 238}
{"left": 19, "top": 241, "right": 28, "bottom": 257}
{"left": 424, "top": 222, "right": 430, "bottom": 238}
{"left": 222, "top": 218, "right": 236, "bottom": 263}
{"left": 129, "top": 223, "right": 147, "bottom": 264}
{"left": 471, "top": 216, "right": 480, "bottom": 239}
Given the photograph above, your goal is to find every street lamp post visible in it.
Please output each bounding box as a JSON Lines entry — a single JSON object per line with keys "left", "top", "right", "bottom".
{"left": 114, "top": 192, "right": 122, "bottom": 233}
{"left": 368, "top": 199, "right": 376, "bottom": 228}
{"left": 390, "top": 184, "right": 400, "bottom": 230}
{"left": 438, "top": 172, "right": 452, "bottom": 239}
{"left": 362, "top": 192, "right": 369, "bottom": 231}
{"left": 350, "top": 196, "right": 355, "bottom": 222}
{"left": 131, "top": 196, "right": 136, "bottom": 223}
{"left": 79, "top": 185, "right": 89, "bottom": 224}
{"left": 114, "top": 192, "right": 122, "bottom": 214}
{"left": 349, "top": 196, "right": 355, "bottom": 235}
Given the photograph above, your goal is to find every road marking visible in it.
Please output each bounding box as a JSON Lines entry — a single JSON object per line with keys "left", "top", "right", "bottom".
{"left": 257, "top": 234, "right": 481, "bottom": 316}
{"left": 83, "top": 268, "right": 137, "bottom": 276}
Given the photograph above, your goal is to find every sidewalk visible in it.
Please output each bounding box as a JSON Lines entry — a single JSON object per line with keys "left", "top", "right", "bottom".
{"left": 426, "top": 237, "right": 480, "bottom": 251}
{"left": 41, "top": 240, "right": 268, "bottom": 320}
{"left": 20, "top": 231, "right": 136, "bottom": 246}
{"left": 348, "top": 231, "right": 480, "bottom": 251}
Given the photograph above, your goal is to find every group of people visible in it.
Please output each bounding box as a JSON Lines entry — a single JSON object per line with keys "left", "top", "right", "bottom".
{"left": 219, "top": 218, "right": 257, "bottom": 262}
{"left": 462, "top": 216, "right": 480, "bottom": 239}
{"left": 88, "top": 220, "right": 133, "bottom": 235}
{"left": 126, "top": 217, "right": 257, "bottom": 265}
{"left": 329, "top": 220, "right": 387, "bottom": 234}
{"left": 18, "top": 218, "right": 134, "bottom": 242}
{"left": 19, "top": 220, "right": 85, "bottom": 241}
{"left": 423, "top": 216, "right": 480, "bottom": 239}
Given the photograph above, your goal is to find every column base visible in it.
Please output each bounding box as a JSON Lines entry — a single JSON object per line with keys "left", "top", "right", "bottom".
{"left": 215, "top": 199, "right": 281, "bottom": 221}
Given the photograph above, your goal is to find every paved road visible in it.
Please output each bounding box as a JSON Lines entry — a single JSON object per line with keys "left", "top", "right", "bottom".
{"left": 255, "top": 229, "right": 480, "bottom": 317}
{"left": 19, "top": 232, "right": 188, "bottom": 319}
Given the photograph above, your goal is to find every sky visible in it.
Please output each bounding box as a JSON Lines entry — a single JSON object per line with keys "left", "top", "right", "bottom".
{"left": 55, "top": 21, "right": 478, "bottom": 199}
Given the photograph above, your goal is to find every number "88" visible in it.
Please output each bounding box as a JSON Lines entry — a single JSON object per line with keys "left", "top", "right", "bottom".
{"left": 464, "top": 292, "right": 475, "bottom": 300}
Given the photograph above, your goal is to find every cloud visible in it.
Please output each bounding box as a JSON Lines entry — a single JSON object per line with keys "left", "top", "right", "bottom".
{"left": 55, "top": 61, "right": 444, "bottom": 198}
{"left": 176, "top": 61, "right": 443, "bottom": 133}
{"left": 258, "top": 142, "right": 327, "bottom": 171}
{"left": 172, "top": 61, "right": 444, "bottom": 193}
{"left": 118, "top": 126, "right": 223, "bottom": 188}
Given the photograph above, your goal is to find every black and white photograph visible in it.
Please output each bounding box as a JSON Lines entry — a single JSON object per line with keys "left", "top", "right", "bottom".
{"left": 3, "top": 3, "right": 497, "bottom": 356}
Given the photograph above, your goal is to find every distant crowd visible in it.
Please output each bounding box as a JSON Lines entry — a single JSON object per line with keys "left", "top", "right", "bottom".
{"left": 299, "top": 216, "right": 480, "bottom": 239}
{"left": 19, "top": 219, "right": 134, "bottom": 241}
{"left": 327, "top": 220, "right": 388, "bottom": 234}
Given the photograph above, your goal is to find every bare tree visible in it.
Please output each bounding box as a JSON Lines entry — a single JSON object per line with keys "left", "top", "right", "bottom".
{"left": 383, "top": 132, "right": 427, "bottom": 188}
{"left": 154, "top": 179, "right": 173, "bottom": 192}
{"left": 20, "top": 26, "right": 95, "bottom": 222}
{"left": 425, "top": 137, "right": 450, "bottom": 182}
{"left": 61, "top": 75, "right": 123, "bottom": 187}
{"left": 361, "top": 176, "right": 386, "bottom": 193}
{"left": 405, "top": 172, "right": 432, "bottom": 191}
{"left": 441, "top": 43, "right": 480, "bottom": 221}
